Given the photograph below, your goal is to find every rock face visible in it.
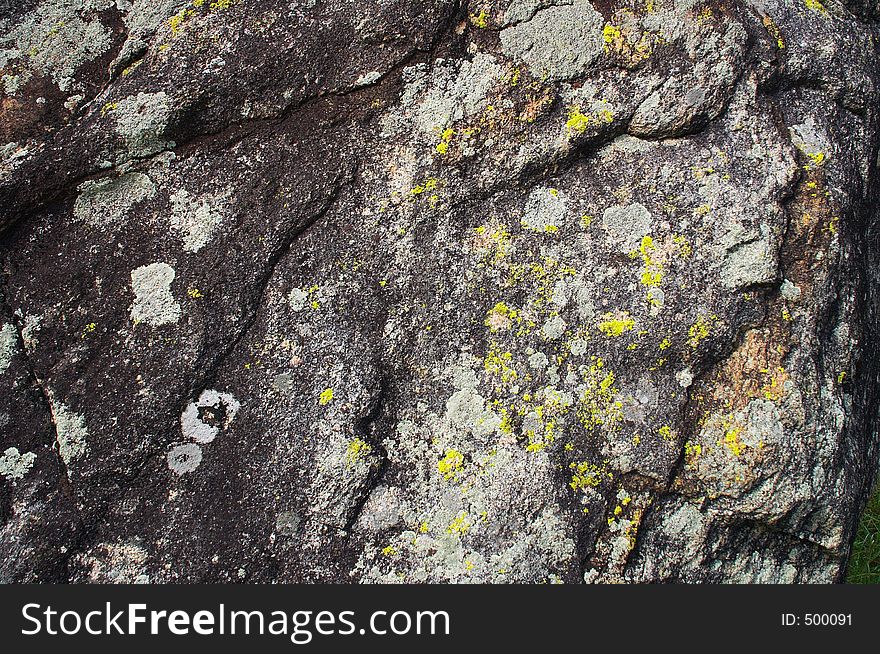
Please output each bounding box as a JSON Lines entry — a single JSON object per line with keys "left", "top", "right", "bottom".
{"left": 0, "top": 0, "right": 878, "bottom": 584}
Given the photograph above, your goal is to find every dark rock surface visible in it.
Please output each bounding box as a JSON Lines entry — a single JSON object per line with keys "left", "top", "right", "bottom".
{"left": 0, "top": 0, "right": 878, "bottom": 583}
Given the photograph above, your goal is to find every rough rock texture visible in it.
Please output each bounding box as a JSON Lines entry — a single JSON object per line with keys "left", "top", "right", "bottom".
{"left": 1, "top": 0, "right": 878, "bottom": 583}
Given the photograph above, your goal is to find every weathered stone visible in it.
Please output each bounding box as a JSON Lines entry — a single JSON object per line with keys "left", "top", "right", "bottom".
{"left": 0, "top": 0, "right": 878, "bottom": 584}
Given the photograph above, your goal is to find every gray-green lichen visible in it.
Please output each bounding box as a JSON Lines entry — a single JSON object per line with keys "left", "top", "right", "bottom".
{"left": 397, "top": 53, "right": 503, "bottom": 135}
{"left": 0, "top": 323, "right": 18, "bottom": 375}
{"left": 180, "top": 389, "right": 240, "bottom": 443}
{"left": 0, "top": 447, "right": 37, "bottom": 481}
{"left": 499, "top": 0, "right": 604, "bottom": 81}
{"left": 601, "top": 202, "right": 652, "bottom": 253}
{"left": 0, "top": 0, "right": 113, "bottom": 93}
{"left": 167, "top": 443, "right": 203, "bottom": 475}
{"left": 130, "top": 262, "right": 181, "bottom": 327}
{"left": 113, "top": 92, "right": 175, "bottom": 159}
{"left": 168, "top": 189, "right": 227, "bottom": 252}
{"left": 73, "top": 173, "right": 157, "bottom": 227}
{"left": 51, "top": 399, "right": 89, "bottom": 466}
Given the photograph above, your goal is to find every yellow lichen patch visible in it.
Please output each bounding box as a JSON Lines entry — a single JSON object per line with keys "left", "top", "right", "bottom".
{"left": 447, "top": 512, "right": 471, "bottom": 535}
{"left": 760, "top": 366, "right": 788, "bottom": 401}
{"left": 473, "top": 222, "right": 511, "bottom": 268}
{"left": 522, "top": 387, "right": 570, "bottom": 453}
{"left": 318, "top": 387, "right": 334, "bottom": 405}
{"left": 438, "top": 449, "right": 464, "bottom": 480}
{"left": 569, "top": 460, "right": 609, "bottom": 491}
{"left": 761, "top": 15, "right": 785, "bottom": 49}
{"left": 346, "top": 438, "right": 372, "bottom": 466}
{"left": 597, "top": 310, "right": 635, "bottom": 337}
{"left": 484, "top": 344, "right": 518, "bottom": 385}
{"left": 577, "top": 357, "right": 623, "bottom": 431}
{"left": 603, "top": 24, "right": 623, "bottom": 50}
{"left": 187, "top": 287, "right": 204, "bottom": 299}
{"left": 381, "top": 545, "right": 397, "bottom": 557}
{"left": 565, "top": 105, "right": 614, "bottom": 137}
{"left": 688, "top": 313, "right": 716, "bottom": 348}
{"left": 635, "top": 235, "right": 663, "bottom": 287}
{"left": 484, "top": 301, "right": 520, "bottom": 332}
{"left": 672, "top": 234, "right": 693, "bottom": 258}
{"left": 804, "top": 0, "right": 827, "bottom": 13}
{"left": 121, "top": 60, "right": 143, "bottom": 76}
{"left": 410, "top": 177, "right": 441, "bottom": 196}
{"left": 470, "top": 9, "right": 489, "bottom": 28}
{"left": 167, "top": 9, "right": 194, "bottom": 36}
{"left": 658, "top": 424, "right": 675, "bottom": 443}
{"left": 720, "top": 418, "right": 746, "bottom": 457}
{"left": 82, "top": 322, "right": 97, "bottom": 338}
{"left": 684, "top": 440, "right": 702, "bottom": 465}
{"left": 602, "top": 19, "right": 655, "bottom": 64}
{"left": 435, "top": 127, "right": 455, "bottom": 155}
{"left": 693, "top": 204, "right": 712, "bottom": 218}
{"left": 804, "top": 151, "right": 827, "bottom": 169}
{"left": 696, "top": 6, "right": 714, "bottom": 22}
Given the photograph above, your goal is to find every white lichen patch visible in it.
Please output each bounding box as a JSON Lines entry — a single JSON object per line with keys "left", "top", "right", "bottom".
{"left": 398, "top": 53, "right": 504, "bottom": 135}
{"left": 51, "top": 399, "right": 89, "bottom": 465}
{"left": 541, "top": 314, "right": 567, "bottom": 340}
{"left": 180, "top": 389, "right": 241, "bottom": 443}
{"left": 354, "top": 70, "right": 382, "bottom": 87}
{"left": 601, "top": 202, "right": 653, "bottom": 253}
{"left": 168, "top": 189, "right": 227, "bottom": 252}
{"left": 444, "top": 364, "right": 501, "bottom": 439}
{"left": 0, "top": 447, "right": 37, "bottom": 481}
{"left": 114, "top": 92, "right": 175, "bottom": 158}
{"left": 73, "top": 173, "right": 157, "bottom": 227}
{"left": 130, "top": 262, "right": 181, "bottom": 327}
{"left": 499, "top": 0, "right": 604, "bottom": 81}
{"left": 288, "top": 288, "right": 309, "bottom": 311}
{"left": 0, "top": 322, "right": 18, "bottom": 375}
{"left": 167, "top": 443, "right": 203, "bottom": 475}
{"left": 521, "top": 187, "right": 566, "bottom": 232}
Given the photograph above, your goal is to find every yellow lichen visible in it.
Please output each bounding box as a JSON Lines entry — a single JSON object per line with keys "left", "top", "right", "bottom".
{"left": 577, "top": 358, "right": 623, "bottom": 431}
{"left": 688, "top": 314, "right": 716, "bottom": 348}
{"left": 438, "top": 449, "right": 464, "bottom": 480}
{"left": 447, "top": 512, "right": 471, "bottom": 535}
{"left": 484, "top": 301, "right": 519, "bottom": 332}
{"left": 484, "top": 345, "right": 518, "bottom": 384}
{"left": 346, "top": 437, "right": 372, "bottom": 465}
{"left": 318, "top": 387, "right": 334, "bottom": 405}
{"left": 597, "top": 311, "right": 635, "bottom": 337}
{"left": 470, "top": 9, "right": 489, "bottom": 28}
{"left": 566, "top": 105, "right": 614, "bottom": 137}
{"left": 569, "top": 460, "right": 609, "bottom": 491}
{"left": 435, "top": 127, "right": 455, "bottom": 155}
{"left": 762, "top": 16, "right": 785, "bottom": 49}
